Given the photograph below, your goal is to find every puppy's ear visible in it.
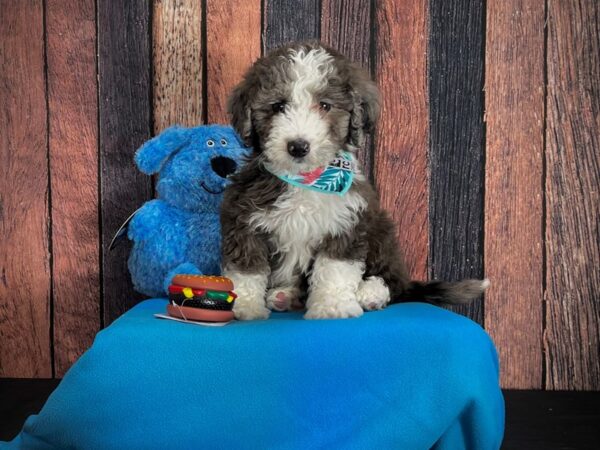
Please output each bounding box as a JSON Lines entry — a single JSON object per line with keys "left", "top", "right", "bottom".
{"left": 134, "top": 126, "right": 189, "bottom": 175}
{"left": 348, "top": 67, "right": 380, "bottom": 148}
{"left": 227, "top": 77, "right": 254, "bottom": 147}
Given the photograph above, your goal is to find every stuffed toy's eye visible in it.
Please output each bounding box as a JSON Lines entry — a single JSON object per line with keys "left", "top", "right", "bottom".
{"left": 220, "top": 138, "right": 228, "bottom": 146}
{"left": 319, "top": 102, "right": 332, "bottom": 112}
{"left": 206, "top": 139, "right": 215, "bottom": 147}
{"left": 272, "top": 101, "right": 286, "bottom": 113}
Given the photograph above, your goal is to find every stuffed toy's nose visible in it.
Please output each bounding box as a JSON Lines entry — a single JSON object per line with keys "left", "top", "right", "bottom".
{"left": 210, "top": 156, "right": 238, "bottom": 178}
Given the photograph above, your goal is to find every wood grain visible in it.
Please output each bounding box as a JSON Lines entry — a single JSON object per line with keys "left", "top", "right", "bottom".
{"left": 321, "top": 0, "right": 374, "bottom": 179}
{"left": 0, "top": 0, "right": 51, "bottom": 377}
{"left": 264, "top": 0, "right": 320, "bottom": 51}
{"left": 98, "top": 0, "right": 153, "bottom": 325}
{"left": 152, "top": 0, "right": 203, "bottom": 132}
{"left": 46, "top": 0, "right": 100, "bottom": 376}
{"left": 484, "top": 0, "right": 545, "bottom": 389}
{"left": 206, "top": 0, "right": 261, "bottom": 124}
{"left": 545, "top": 0, "right": 600, "bottom": 390}
{"left": 428, "top": 0, "right": 485, "bottom": 324}
{"left": 374, "top": 0, "right": 428, "bottom": 280}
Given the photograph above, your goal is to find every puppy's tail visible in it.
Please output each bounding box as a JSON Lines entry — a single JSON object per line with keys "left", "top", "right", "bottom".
{"left": 395, "top": 278, "right": 490, "bottom": 305}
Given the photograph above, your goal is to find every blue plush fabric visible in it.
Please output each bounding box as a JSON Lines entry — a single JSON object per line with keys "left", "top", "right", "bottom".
{"left": 127, "top": 125, "right": 249, "bottom": 297}
{"left": 3, "top": 301, "right": 504, "bottom": 450}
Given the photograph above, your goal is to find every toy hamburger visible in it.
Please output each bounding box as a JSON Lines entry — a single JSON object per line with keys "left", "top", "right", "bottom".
{"left": 167, "top": 275, "right": 237, "bottom": 322}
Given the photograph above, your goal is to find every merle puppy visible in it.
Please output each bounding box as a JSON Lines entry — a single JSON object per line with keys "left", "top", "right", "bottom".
{"left": 221, "top": 42, "right": 488, "bottom": 320}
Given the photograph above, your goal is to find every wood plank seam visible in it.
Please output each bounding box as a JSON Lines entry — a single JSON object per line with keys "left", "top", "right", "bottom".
{"left": 42, "top": 0, "right": 55, "bottom": 378}
{"left": 541, "top": 0, "right": 549, "bottom": 390}
{"left": 201, "top": 0, "right": 208, "bottom": 124}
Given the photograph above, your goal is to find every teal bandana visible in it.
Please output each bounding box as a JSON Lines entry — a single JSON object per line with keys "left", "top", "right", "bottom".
{"left": 268, "top": 151, "right": 355, "bottom": 196}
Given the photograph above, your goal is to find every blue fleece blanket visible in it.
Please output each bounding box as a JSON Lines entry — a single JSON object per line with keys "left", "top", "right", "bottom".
{"left": 3, "top": 300, "right": 504, "bottom": 449}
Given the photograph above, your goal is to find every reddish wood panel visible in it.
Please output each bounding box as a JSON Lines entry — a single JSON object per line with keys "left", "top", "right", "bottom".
{"left": 206, "top": 0, "right": 261, "bottom": 124}
{"left": 152, "top": 0, "right": 203, "bottom": 132}
{"left": 46, "top": 0, "right": 101, "bottom": 376}
{"left": 545, "top": 0, "right": 600, "bottom": 390}
{"left": 484, "top": 0, "right": 545, "bottom": 389}
{"left": 374, "top": 0, "right": 428, "bottom": 280}
{"left": 0, "top": 0, "right": 51, "bottom": 377}
{"left": 321, "top": 0, "right": 373, "bottom": 178}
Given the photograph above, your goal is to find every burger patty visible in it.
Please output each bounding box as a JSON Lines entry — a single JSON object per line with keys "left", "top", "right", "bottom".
{"left": 169, "top": 294, "right": 234, "bottom": 311}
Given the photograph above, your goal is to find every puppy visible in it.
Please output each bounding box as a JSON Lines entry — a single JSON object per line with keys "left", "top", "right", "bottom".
{"left": 221, "top": 42, "right": 488, "bottom": 320}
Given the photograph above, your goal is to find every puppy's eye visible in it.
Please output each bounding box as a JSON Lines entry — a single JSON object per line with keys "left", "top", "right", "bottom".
{"left": 206, "top": 139, "right": 215, "bottom": 147}
{"left": 272, "top": 101, "right": 286, "bottom": 113}
{"left": 220, "top": 138, "right": 228, "bottom": 146}
{"left": 319, "top": 102, "right": 332, "bottom": 112}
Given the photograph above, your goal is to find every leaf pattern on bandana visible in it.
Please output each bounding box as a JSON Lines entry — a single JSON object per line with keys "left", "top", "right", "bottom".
{"left": 277, "top": 152, "right": 355, "bottom": 195}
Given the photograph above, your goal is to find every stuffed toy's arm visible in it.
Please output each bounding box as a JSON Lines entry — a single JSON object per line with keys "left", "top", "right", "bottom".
{"left": 127, "top": 199, "right": 172, "bottom": 243}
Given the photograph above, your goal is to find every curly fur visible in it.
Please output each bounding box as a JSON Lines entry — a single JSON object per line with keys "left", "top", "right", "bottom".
{"left": 127, "top": 125, "right": 249, "bottom": 297}
{"left": 222, "top": 42, "right": 488, "bottom": 320}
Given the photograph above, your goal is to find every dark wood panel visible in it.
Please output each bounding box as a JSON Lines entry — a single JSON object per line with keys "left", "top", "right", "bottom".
{"left": 428, "top": 0, "right": 485, "bottom": 324}
{"left": 264, "top": 0, "right": 320, "bottom": 51}
{"left": 545, "top": 0, "right": 600, "bottom": 390}
{"left": 46, "top": 0, "right": 101, "bottom": 376}
{"left": 152, "top": 0, "right": 203, "bottom": 132}
{"left": 374, "top": 0, "right": 429, "bottom": 280}
{"left": 98, "top": 0, "right": 153, "bottom": 325}
{"left": 0, "top": 0, "right": 51, "bottom": 378}
{"left": 321, "top": 0, "right": 373, "bottom": 178}
{"left": 206, "top": 0, "right": 261, "bottom": 123}
{"left": 484, "top": 0, "right": 545, "bottom": 389}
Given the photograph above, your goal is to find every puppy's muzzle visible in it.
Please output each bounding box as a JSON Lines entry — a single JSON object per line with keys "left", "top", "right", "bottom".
{"left": 211, "top": 156, "right": 238, "bottom": 178}
{"left": 287, "top": 139, "right": 310, "bottom": 158}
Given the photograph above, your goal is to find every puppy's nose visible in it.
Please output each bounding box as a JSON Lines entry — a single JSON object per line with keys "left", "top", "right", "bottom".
{"left": 287, "top": 139, "right": 310, "bottom": 158}
{"left": 210, "top": 156, "right": 237, "bottom": 178}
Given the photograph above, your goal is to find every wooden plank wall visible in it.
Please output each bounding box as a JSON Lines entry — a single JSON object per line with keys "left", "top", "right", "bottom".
{"left": 545, "top": 0, "right": 600, "bottom": 390}
{"left": 0, "top": 0, "right": 598, "bottom": 390}
{"left": 429, "top": 0, "right": 485, "bottom": 324}
{"left": 98, "top": 0, "right": 153, "bottom": 327}
{"left": 46, "top": 0, "right": 101, "bottom": 377}
{"left": 0, "top": 0, "right": 51, "bottom": 378}
{"left": 484, "top": 0, "right": 545, "bottom": 389}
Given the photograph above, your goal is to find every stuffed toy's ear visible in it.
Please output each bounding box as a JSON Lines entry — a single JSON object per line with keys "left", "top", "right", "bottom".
{"left": 134, "top": 126, "right": 190, "bottom": 175}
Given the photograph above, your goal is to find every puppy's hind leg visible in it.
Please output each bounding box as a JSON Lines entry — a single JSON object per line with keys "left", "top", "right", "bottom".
{"left": 305, "top": 255, "right": 364, "bottom": 319}
{"left": 356, "top": 276, "right": 391, "bottom": 311}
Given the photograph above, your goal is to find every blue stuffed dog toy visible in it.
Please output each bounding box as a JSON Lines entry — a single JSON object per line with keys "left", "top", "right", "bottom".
{"left": 126, "top": 125, "right": 248, "bottom": 298}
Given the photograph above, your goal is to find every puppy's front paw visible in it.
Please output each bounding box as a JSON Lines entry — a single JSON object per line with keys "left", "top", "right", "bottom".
{"left": 266, "top": 286, "right": 302, "bottom": 312}
{"left": 304, "top": 292, "right": 363, "bottom": 319}
{"left": 233, "top": 296, "right": 270, "bottom": 320}
{"left": 356, "top": 276, "right": 391, "bottom": 311}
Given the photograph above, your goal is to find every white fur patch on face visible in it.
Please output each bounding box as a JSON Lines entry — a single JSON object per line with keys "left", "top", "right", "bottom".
{"left": 223, "top": 268, "right": 270, "bottom": 320}
{"left": 248, "top": 186, "right": 367, "bottom": 289}
{"left": 264, "top": 47, "right": 339, "bottom": 174}
{"left": 305, "top": 255, "right": 365, "bottom": 319}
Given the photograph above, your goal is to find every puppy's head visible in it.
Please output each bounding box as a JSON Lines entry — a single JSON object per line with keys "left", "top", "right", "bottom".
{"left": 228, "top": 42, "right": 379, "bottom": 175}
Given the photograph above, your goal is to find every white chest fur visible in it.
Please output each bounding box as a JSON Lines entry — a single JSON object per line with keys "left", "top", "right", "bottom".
{"left": 248, "top": 185, "right": 367, "bottom": 287}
